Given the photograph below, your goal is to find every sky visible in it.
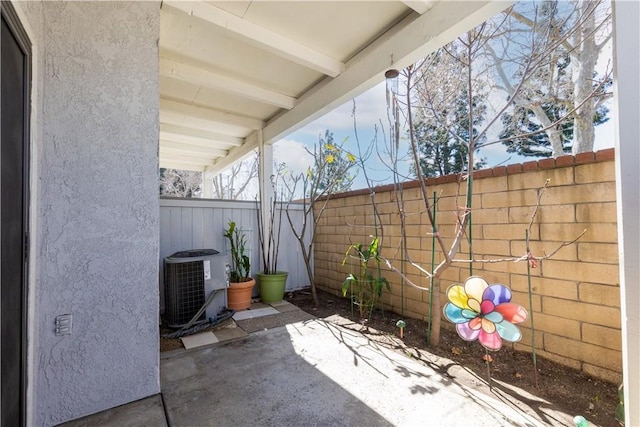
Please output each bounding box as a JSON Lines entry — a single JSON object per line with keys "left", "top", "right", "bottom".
{"left": 274, "top": 82, "right": 403, "bottom": 190}
{"left": 275, "top": 80, "right": 615, "bottom": 192}
{"left": 272, "top": 0, "right": 615, "bottom": 194}
{"left": 274, "top": 0, "right": 614, "bottom": 193}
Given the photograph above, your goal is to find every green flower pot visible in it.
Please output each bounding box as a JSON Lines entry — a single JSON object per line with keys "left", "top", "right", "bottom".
{"left": 257, "top": 271, "right": 288, "bottom": 303}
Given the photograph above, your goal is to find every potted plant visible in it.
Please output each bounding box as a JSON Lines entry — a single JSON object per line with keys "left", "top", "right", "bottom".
{"left": 256, "top": 179, "right": 288, "bottom": 303}
{"left": 224, "top": 221, "right": 256, "bottom": 311}
{"left": 341, "top": 236, "right": 390, "bottom": 319}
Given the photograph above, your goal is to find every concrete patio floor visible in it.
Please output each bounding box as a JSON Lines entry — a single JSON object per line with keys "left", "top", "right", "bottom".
{"left": 62, "top": 305, "right": 577, "bottom": 426}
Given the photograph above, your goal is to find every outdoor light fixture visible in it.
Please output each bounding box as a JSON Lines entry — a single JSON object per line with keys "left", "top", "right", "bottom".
{"left": 385, "top": 69, "right": 400, "bottom": 79}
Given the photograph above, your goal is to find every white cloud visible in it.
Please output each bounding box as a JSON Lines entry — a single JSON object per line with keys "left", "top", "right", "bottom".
{"left": 594, "top": 119, "right": 615, "bottom": 151}
{"left": 289, "top": 82, "right": 391, "bottom": 138}
{"left": 273, "top": 138, "right": 314, "bottom": 177}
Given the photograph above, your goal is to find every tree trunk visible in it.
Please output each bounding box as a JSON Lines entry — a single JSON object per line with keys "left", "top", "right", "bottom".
{"left": 530, "top": 104, "right": 565, "bottom": 157}
{"left": 571, "top": 0, "right": 598, "bottom": 154}
{"left": 304, "top": 254, "right": 319, "bottom": 306}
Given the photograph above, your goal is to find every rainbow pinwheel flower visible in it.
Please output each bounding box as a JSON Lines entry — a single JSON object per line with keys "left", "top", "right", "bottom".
{"left": 443, "top": 276, "right": 527, "bottom": 351}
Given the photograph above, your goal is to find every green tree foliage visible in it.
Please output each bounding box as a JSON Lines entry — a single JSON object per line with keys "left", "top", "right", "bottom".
{"left": 410, "top": 43, "right": 488, "bottom": 178}
{"left": 500, "top": 103, "right": 574, "bottom": 158}
{"left": 309, "top": 130, "right": 357, "bottom": 196}
{"left": 491, "top": 0, "right": 612, "bottom": 156}
{"left": 499, "top": 99, "right": 609, "bottom": 157}
{"left": 410, "top": 1, "right": 611, "bottom": 166}
{"left": 412, "top": 87, "right": 487, "bottom": 177}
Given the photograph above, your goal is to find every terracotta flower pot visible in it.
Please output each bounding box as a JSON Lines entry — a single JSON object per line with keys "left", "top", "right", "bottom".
{"left": 227, "top": 278, "right": 256, "bottom": 311}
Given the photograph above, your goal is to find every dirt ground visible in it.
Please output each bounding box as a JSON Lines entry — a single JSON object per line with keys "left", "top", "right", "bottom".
{"left": 286, "top": 288, "right": 620, "bottom": 427}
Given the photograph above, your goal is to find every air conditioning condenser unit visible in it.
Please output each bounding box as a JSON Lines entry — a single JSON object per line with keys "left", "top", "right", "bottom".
{"left": 163, "top": 249, "right": 229, "bottom": 328}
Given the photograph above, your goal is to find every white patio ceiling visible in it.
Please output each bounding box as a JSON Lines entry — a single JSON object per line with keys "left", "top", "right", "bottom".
{"left": 158, "top": 1, "right": 510, "bottom": 177}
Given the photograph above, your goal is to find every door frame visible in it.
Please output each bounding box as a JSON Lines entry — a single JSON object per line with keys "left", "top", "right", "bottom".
{"left": 1, "top": 1, "right": 32, "bottom": 424}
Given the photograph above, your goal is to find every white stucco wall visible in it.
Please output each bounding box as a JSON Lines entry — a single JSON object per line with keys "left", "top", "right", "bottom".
{"left": 13, "top": 2, "right": 160, "bottom": 425}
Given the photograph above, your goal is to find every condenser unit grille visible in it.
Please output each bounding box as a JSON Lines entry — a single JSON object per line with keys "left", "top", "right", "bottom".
{"left": 164, "top": 260, "right": 206, "bottom": 326}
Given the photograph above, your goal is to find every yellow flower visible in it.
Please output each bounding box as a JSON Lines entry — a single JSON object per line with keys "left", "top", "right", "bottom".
{"left": 326, "top": 154, "right": 335, "bottom": 163}
{"left": 324, "top": 143, "right": 337, "bottom": 151}
{"left": 347, "top": 152, "right": 356, "bottom": 162}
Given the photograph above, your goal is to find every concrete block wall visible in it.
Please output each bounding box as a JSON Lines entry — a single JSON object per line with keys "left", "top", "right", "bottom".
{"left": 314, "top": 149, "right": 621, "bottom": 383}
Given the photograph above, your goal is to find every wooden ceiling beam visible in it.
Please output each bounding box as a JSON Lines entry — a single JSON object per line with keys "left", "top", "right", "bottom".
{"left": 204, "top": 131, "right": 259, "bottom": 177}
{"left": 159, "top": 153, "right": 215, "bottom": 167}
{"left": 159, "top": 124, "right": 243, "bottom": 148}
{"left": 160, "top": 57, "right": 296, "bottom": 109}
{"left": 159, "top": 160, "right": 206, "bottom": 172}
{"left": 161, "top": 98, "right": 263, "bottom": 131}
{"left": 401, "top": 1, "right": 436, "bottom": 14}
{"left": 162, "top": 1, "right": 345, "bottom": 77}
{"left": 263, "top": 1, "right": 513, "bottom": 144}
{"left": 160, "top": 140, "right": 228, "bottom": 158}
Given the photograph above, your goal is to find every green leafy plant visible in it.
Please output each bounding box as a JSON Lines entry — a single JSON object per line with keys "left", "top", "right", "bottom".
{"left": 224, "top": 221, "right": 251, "bottom": 283}
{"left": 341, "top": 236, "right": 390, "bottom": 318}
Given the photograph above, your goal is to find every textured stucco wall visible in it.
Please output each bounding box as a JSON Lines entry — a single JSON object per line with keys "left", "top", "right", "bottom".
{"left": 14, "top": 2, "right": 160, "bottom": 425}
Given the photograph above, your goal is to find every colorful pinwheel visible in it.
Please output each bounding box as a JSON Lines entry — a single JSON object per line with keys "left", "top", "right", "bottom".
{"left": 443, "top": 276, "right": 527, "bottom": 351}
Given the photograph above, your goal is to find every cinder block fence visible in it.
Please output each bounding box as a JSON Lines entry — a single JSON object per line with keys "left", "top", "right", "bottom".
{"left": 314, "top": 149, "right": 621, "bottom": 383}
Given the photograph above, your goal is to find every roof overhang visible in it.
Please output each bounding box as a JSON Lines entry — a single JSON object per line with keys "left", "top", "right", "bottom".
{"left": 158, "top": 1, "right": 512, "bottom": 176}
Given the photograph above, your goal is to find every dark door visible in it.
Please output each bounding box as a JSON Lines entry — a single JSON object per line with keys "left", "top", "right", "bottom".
{"left": 1, "top": 2, "right": 31, "bottom": 425}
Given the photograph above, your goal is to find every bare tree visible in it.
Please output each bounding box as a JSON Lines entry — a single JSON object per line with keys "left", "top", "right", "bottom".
{"left": 487, "top": 0, "right": 612, "bottom": 156}
{"left": 282, "top": 132, "right": 357, "bottom": 306}
{"left": 368, "top": 2, "right": 598, "bottom": 346}
{"left": 159, "top": 168, "right": 202, "bottom": 198}
{"left": 410, "top": 44, "right": 489, "bottom": 176}
{"left": 210, "top": 152, "right": 259, "bottom": 200}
